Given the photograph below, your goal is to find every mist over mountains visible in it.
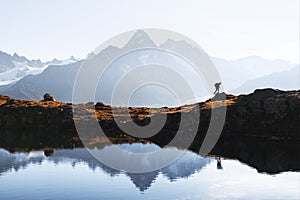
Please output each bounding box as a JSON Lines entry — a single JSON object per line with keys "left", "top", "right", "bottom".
{"left": 0, "top": 30, "right": 298, "bottom": 106}
{"left": 232, "top": 66, "right": 299, "bottom": 94}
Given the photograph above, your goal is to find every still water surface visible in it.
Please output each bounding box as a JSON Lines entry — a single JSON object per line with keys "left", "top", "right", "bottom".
{"left": 0, "top": 143, "right": 299, "bottom": 200}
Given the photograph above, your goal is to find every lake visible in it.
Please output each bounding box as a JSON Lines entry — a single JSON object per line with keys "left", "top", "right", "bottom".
{"left": 0, "top": 143, "right": 299, "bottom": 200}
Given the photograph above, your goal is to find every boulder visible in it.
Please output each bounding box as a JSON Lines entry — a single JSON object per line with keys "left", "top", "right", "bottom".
{"left": 95, "top": 102, "right": 106, "bottom": 109}
{"left": 43, "top": 93, "right": 55, "bottom": 101}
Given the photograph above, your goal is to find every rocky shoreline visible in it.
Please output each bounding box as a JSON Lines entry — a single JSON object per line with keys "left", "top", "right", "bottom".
{"left": 0, "top": 88, "right": 299, "bottom": 145}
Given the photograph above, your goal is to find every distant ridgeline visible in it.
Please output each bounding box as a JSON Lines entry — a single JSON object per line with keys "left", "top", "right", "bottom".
{"left": 0, "top": 88, "right": 299, "bottom": 174}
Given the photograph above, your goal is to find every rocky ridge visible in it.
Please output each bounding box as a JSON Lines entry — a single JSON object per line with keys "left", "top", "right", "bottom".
{"left": 0, "top": 88, "right": 299, "bottom": 145}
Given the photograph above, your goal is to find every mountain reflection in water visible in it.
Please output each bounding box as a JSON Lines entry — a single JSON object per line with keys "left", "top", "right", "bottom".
{"left": 0, "top": 143, "right": 212, "bottom": 192}
{"left": 0, "top": 143, "right": 299, "bottom": 200}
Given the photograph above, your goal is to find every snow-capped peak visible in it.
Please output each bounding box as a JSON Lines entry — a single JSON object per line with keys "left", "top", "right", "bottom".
{"left": 0, "top": 50, "right": 79, "bottom": 86}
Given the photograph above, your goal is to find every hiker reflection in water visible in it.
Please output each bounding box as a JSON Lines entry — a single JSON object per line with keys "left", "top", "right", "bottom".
{"left": 216, "top": 157, "right": 223, "bottom": 170}
{"left": 213, "top": 82, "right": 221, "bottom": 94}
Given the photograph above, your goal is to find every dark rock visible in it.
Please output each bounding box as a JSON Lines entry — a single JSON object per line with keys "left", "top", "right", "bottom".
{"left": 95, "top": 102, "right": 107, "bottom": 110}
{"left": 287, "top": 95, "right": 300, "bottom": 111}
{"left": 263, "top": 97, "right": 288, "bottom": 119}
{"left": 44, "top": 149, "right": 55, "bottom": 157}
{"left": 95, "top": 102, "right": 105, "bottom": 107}
{"left": 212, "top": 92, "right": 227, "bottom": 101}
{"left": 43, "top": 93, "right": 55, "bottom": 101}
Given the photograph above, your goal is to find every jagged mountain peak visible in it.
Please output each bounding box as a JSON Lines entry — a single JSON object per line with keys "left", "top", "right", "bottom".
{"left": 124, "top": 30, "right": 157, "bottom": 49}
{"left": 69, "top": 56, "right": 77, "bottom": 61}
{"left": 12, "top": 53, "right": 32, "bottom": 63}
{"left": 159, "top": 38, "right": 199, "bottom": 53}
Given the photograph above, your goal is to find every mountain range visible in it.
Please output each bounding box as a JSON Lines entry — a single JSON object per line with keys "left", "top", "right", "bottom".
{"left": 0, "top": 30, "right": 298, "bottom": 105}
{"left": 232, "top": 66, "right": 299, "bottom": 94}
{"left": 0, "top": 50, "right": 78, "bottom": 85}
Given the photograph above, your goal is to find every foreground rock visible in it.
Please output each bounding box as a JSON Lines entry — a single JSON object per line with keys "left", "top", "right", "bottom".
{"left": 0, "top": 88, "right": 299, "bottom": 141}
{"left": 43, "top": 93, "right": 55, "bottom": 101}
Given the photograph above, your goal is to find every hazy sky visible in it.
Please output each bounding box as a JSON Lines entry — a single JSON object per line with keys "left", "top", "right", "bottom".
{"left": 0, "top": 0, "right": 299, "bottom": 62}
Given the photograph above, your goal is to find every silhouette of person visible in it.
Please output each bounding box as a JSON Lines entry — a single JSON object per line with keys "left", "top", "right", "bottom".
{"left": 216, "top": 157, "right": 223, "bottom": 170}
{"left": 214, "top": 82, "right": 221, "bottom": 94}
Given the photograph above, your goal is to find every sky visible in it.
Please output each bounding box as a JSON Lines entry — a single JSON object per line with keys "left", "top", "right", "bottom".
{"left": 0, "top": 0, "right": 299, "bottom": 62}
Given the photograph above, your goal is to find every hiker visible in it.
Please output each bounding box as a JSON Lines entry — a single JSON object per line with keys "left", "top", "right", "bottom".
{"left": 213, "top": 82, "right": 221, "bottom": 94}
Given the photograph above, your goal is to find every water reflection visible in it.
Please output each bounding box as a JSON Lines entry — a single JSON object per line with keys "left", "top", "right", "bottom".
{"left": 0, "top": 143, "right": 299, "bottom": 199}
{"left": 0, "top": 144, "right": 212, "bottom": 191}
